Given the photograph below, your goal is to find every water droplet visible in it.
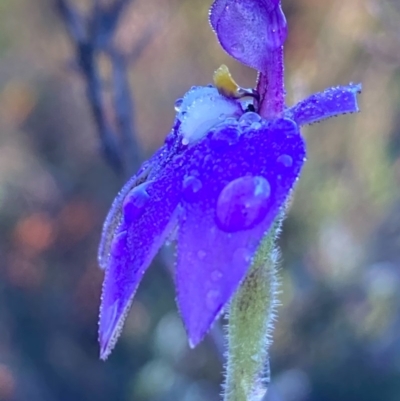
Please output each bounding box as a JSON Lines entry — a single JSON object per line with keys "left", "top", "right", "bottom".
{"left": 210, "top": 124, "right": 240, "bottom": 151}
{"left": 206, "top": 290, "right": 221, "bottom": 310}
{"left": 277, "top": 154, "right": 293, "bottom": 167}
{"left": 174, "top": 98, "right": 183, "bottom": 112}
{"left": 202, "top": 154, "right": 213, "bottom": 169}
{"left": 239, "top": 112, "right": 261, "bottom": 127}
{"left": 182, "top": 175, "right": 203, "bottom": 202}
{"left": 231, "top": 42, "right": 245, "bottom": 56}
{"left": 274, "top": 118, "right": 298, "bottom": 136}
{"left": 110, "top": 230, "right": 128, "bottom": 258}
{"left": 123, "top": 183, "right": 150, "bottom": 223}
{"left": 197, "top": 250, "right": 206, "bottom": 260}
{"left": 211, "top": 270, "right": 222, "bottom": 281}
{"left": 216, "top": 176, "right": 271, "bottom": 232}
{"left": 232, "top": 247, "right": 252, "bottom": 270}
{"left": 173, "top": 154, "right": 185, "bottom": 167}
{"left": 251, "top": 121, "right": 262, "bottom": 130}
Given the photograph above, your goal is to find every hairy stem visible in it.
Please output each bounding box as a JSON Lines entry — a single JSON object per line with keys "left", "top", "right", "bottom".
{"left": 223, "top": 220, "right": 281, "bottom": 401}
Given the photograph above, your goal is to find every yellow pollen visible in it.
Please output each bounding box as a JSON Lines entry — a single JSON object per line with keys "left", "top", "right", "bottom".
{"left": 213, "top": 64, "right": 242, "bottom": 98}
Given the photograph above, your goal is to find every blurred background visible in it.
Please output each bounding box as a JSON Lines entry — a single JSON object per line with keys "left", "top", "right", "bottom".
{"left": 0, "top": 0, "right": 399, "bottom": 400}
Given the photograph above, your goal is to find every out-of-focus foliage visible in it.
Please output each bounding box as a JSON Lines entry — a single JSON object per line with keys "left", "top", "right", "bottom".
{"left": 0, "top": 0, "right": 399, "bottom": 400}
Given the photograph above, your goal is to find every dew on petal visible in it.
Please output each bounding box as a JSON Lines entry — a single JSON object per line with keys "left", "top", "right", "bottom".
{"left": 277, "top": 154, "right": 293, "bottom": 167}
{"left": 231, "top": 42, "right": 245, "bottom": 57}
{"left": 209, "top": 123, "right": 240, "bottom": 151}
{"left": 206, "top": 290, "right": 221, "bottom": 310}
{"left": 182, "top": 175, "right": 203, "bottom": 202}
{"left": 232, "top": 247, "right": 253, "bottom": 271}
{"left": 215, "top": 176, "right": 271, "bottom": 232}
{"left": 197, "top": 250, "right": 206, "bottom": 260}
{"left": 122, "top": 182, "right": 151, "bottom": 224}
{"left": 274, "top": 118, "right": 298, "bottom": 136}
{"left": 251, "top": 122, "right": 262, "bottom": 130}
{"left": 239, "top": 112, "right": 261, "bottom": 127}
{"left": 174, "top": 98, "right": 183, "bottom": 112}
{"left": 211, "top": 270, "right": 223, "bottom": 281}
{"left": 110, "top": 230, "right": 128, "bottom": 258}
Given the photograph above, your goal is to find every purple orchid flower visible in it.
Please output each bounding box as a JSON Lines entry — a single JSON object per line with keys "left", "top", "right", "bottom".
{"left": 98, "top": 0, "right": 361, "bottom": 359}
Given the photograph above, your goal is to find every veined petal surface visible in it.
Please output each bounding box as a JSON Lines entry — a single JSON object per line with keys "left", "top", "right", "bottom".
{"left": 209, "top": 0, "right": 287, "bottom": 72}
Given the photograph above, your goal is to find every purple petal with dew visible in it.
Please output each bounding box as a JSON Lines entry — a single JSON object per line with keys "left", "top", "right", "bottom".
{"left": 99, "top": 160, "right": 183, "bottom": 360}
{"left": 175, "top": 116, "right": 306, "bottom": 347}
{"left": 98, "top": 163, "right": 150, "bottom": 271}
{"left": 210, "top": 0, "right": 280, "bottom": 26}
{"left": 98, "top": 140, "right": 175, "bottom": 271}
{"left": 209, "top": 0, "right": 287, "bottom": 72}
{"left": 285, "top": 83, "right": 362, "bottom": 126}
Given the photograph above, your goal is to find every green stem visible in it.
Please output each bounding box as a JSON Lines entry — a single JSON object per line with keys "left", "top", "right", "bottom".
{"left": 223, "top": 220, "right": 281, "bottom": 401}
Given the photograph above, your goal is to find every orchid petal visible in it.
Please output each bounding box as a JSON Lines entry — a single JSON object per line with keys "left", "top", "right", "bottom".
{"left": 210, "top": 0, "right": 287, "bottom": 72}
{"left": 285, "top": 84, "right": 362, "bottom": 126}
{"left": 99, "top": 160, "right": 183, "bottom": 359}
{"left": 98, "top": 144, "right": 172, "bottom": 271}
{"left": 175, "top": 117, "right": 306, "bottom": 346}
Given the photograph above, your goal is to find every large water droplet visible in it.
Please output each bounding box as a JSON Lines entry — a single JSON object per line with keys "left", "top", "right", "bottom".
{"left": 274, "top": 118, "right": 298, "bottom": 136}
{"left": 182, "top": 175, "right": 203, "bottom": 202}
{"left": 215, "top": 176, "right": 271, "bottom": 232}
{"left": 277, "top": 154, "right": 293, "bottom": 167}
{"left": 174, "top": 98, "right": 183, "bottom": 112}
{"left": 123, "top": 183, "right": 150, "bottom": 224}
{"left": 239, "top": 112, "right": 261, "bottom": 127}
{"left": 210, "top": 124, "right": 240, "bottom": 151}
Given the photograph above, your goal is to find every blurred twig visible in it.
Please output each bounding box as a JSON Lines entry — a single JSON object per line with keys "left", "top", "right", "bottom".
{"left": 56, "top": 0, "right": 143, "bottom": 176}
